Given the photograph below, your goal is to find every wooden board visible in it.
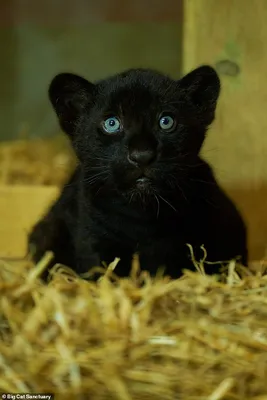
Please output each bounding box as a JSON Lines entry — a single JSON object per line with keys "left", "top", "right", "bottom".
{"left": 183, "top": 0, "right": 267, "bottom": 186}
{"left": 4, "top": 0, "right": 183, "bottom": 24}
{"left": 182, "top": 0, "right": 267, "bottom": 261}
{"left": 227, "top": 186, "right": 267, "bottom": 260}
{"left": 0, "top": 185, "right": 59, "bottom": 258}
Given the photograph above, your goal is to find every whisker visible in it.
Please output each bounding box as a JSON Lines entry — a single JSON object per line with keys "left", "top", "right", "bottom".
{"left": 154, "top": 194, "right": 160, "bottom": 218}
{"left": 157, "top": 193, "right": 177, "bottom": 213}
{"left": 84, "top": 165, "right": 109, "bottom": 172}
{"left": 83, "top": 170, "right": 109, "bottom": 185}
{"left": 92, "top": 156, "right": 112, "bottom": 162}
{"left": 129, "top": 191, "right": 135, "bottom": 204}
{"left": 157, "top": 160, "right": 204, "bottom": 171}
{"left": 189, "top": 178, "right": 217, "bottom": 186}
{"left": 94, "top": 177, "right": 109, "bottom": 197}
{"left": 182, "top": 180, "right": 218, "bottom": 209}
{"left": 171, "top": 178, "right": 188, "bottom": 203}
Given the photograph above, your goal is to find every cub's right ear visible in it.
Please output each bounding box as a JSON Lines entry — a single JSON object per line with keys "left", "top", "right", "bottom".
{"left": 48, "top": 73, "right": 95, "bottom": 137}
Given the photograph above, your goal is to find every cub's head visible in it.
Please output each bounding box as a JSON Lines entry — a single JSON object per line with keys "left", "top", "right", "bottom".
{"left": 49, "top": 66, "right": 220, "bottom": 202}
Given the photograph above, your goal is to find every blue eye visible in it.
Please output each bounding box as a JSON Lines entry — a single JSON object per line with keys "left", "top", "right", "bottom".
{"left": 103, "top": 117, "right": 121, "bottom": 133}
{"left": 159, "top": 115, "right": 175, "bottom": 131}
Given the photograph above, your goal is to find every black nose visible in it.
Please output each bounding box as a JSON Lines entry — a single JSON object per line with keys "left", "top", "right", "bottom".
{"left": 128, "top": 149, "right": 156, "bottom": 166}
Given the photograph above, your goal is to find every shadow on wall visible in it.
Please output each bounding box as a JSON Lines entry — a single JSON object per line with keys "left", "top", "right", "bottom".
{"left": 227, "top": 185, "right": 267, "bottom": 261}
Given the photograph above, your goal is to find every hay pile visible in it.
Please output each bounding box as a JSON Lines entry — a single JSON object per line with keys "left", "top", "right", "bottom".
{"left": 1, "top": 253, "right": 267, "bottom": 399}
{"left": 0, "top": 137, "right": 75, "bottom": 186}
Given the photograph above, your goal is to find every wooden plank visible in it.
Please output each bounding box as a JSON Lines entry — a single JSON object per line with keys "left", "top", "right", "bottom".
{"left": 182, "top": 0, "right": 267, "bottom": 260}
{"left": 0, "top": 185, "right": 59, "bottom": 258}
{"left": 227, "top": 186, "right": 267, "bottom": 260}
{"left": 182, "top": 0, "right": 267, "bottom": 186}
{"left": 182, "top": 0, "right": 196, "bottom": 76}
{"left": 10, "top": 0, "right": 183, "bottom": 23}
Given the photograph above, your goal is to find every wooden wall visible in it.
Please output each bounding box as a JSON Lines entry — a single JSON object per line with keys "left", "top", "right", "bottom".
{"left": 0, "top": 1, "right": 184, "bottom": 259}
{"left": 183, "top": 0, "right": 267, "bottom": 260}
{"left": 0, "top": 1, "right": 183, "bottom": 141}
{"left": 12, "top": 0, "right": 183, "bottom": 23}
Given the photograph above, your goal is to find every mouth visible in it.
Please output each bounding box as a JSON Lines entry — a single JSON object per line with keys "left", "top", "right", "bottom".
{"left": 135, "top": 176, "right": 151, "bottom": 189}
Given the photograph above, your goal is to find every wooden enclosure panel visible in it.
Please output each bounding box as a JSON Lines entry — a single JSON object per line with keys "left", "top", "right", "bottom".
{"left": 227, "top": 186, "right": 267, "bottom": 260}
{"left": 0, "top": 185, "right": 59, "bottom": 258}
{"left": 182, "top": 0, "right": 267, "bottom": 260}
{"left": 183, "top": 0, "right": 267, "bottom": 186}
{"left": 1, "top": 0, "right": 183, "bottom": 24}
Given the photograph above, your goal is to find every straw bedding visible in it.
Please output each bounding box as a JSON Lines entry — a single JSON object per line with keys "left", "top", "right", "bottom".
{"left": 0, "top": 137, "right": 75, "bottom": 186}
{"left": 0, "top": 253, "right": 267, "bottom": 399}
{"left": 0, "top": 139, "right": 267, "bottom": 399}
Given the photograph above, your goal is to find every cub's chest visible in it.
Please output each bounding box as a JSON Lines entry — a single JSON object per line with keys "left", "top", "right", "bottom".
{"left": 90, "top": 208, "right": 192, "bottom": 249}
{"left": 91, "top": 214, "right": 158, "bottom": 244}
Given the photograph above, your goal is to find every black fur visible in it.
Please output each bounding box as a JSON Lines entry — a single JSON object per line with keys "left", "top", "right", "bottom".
{"left": 28, "top": 66, "right": 248, "bottom": 280}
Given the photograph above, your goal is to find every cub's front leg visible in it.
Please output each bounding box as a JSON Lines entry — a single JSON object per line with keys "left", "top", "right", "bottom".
{"left": 28, "top": 203, "right": 76, "bottom": 282}
{"left": 28, "top": 171, "right": 79, "bottom": 278}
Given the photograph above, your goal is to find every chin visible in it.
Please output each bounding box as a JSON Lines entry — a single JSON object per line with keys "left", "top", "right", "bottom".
{"left": 123, "top": 177, "right": 156, "bottom": 204}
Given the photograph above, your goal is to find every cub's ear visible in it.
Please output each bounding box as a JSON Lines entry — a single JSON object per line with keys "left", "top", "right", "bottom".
{"left": 48, "top": 73, "right": 95, "bottom": 137}
{"left": 178, "top": 65, "right": 220, "bottom": 125}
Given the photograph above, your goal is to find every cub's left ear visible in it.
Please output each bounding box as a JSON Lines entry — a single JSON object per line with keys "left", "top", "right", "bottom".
{"left": 48, "top": 73, "right": 95, "bottom": 138}
{"left": 178, "top": 65, "right": 220, "bottom": 125}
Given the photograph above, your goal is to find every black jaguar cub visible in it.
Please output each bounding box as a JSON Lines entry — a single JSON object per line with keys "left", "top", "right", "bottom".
{"left": 28, "top": 66, "right": 248, "bottom": 279}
